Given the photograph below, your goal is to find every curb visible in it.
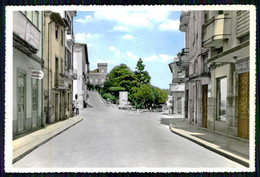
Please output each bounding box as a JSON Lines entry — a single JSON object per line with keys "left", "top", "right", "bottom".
{"left": 12, "top": 117, "right": 83, "bottom": 164}
{"left": 169, "top": 124, "right": 249, "bottom": 167}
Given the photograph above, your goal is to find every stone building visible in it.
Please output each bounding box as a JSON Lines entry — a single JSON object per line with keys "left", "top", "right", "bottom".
{"left": 89, "top": 63, "right": 108, "bottom": 88}
{"left": 203, "top": 11, "right": 250, "bottom": 139}
{"left": 168, "top": 59, "right": 186, "bottom": 115}
{"left": 13, "top": 11, "right": 45, "bottom": 137}
{"left": 73, "top": 43, "right": 90, "bottom": 109}
{"left": 177, "top": 10, "right": 250, "bottom": 139}
{"left": 43, "top": 11, "right": 67, "bottom": 123}
{"left": 179, "top": 11, "right": 211, "bottom": 126}
{"left": 61, "top": 11, "right": 77, "bottom": 118}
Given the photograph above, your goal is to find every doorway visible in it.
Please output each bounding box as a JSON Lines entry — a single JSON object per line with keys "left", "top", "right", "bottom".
{"left": 31, "top": 79, "right": 38, "bottom": 128}
{"left": 202, "top": 85, "right": 208, "bottom": 128}
{"left": 238, "top": 72, "right": 249, "bottom": 139}
{"left": 17, "top": 72, "right": 26, "bottom": 133}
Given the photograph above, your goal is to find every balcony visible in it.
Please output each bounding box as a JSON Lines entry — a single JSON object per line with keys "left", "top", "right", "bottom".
{"left": 176, "top": 48, "right": 190, "bottom": 70}
{"left": 202, "top": 14, "right": 231, "bottom": 48}
{"left": 66, "top": 32, "right": 75, "bottom": 45}
{"left": 179, "top": 21, "right": 188, "bottom": 32}
{"left": 13, "top": 11, "right": 40, "bottom": 54}
{"left": 55, "top": 72, "right": 65, "bottom": 89}
{"left": 170, "top": 84, "right": 185, "bottom": 93}
{"left": 172, "top": 78, "right": 188, "bottom": 84}
{"left": 180, "top": 11, "right": 190, "bottom": 24}
{"left": 72, "top": 68, "right": 77, "bottom": 80}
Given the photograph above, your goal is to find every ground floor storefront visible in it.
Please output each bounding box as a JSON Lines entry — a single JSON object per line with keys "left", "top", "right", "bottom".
{"left": 13, "top": 48, "right": 45, "bottom": 138}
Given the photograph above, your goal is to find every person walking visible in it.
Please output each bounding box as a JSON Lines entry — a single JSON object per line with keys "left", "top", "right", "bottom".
{"left": 75, "top": 94, "right": 79, "bottom": 115}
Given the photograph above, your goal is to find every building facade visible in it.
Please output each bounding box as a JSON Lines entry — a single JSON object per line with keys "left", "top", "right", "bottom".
{"left": 168, "top": 60, "right": 186, "bottom": 115}
{"left": 177, "top": 10, "right": 250, "bottom": 139}
{"left": 62, "top": 11, "right": 77, "bottom": 118}
{"left": 73, "top": 43, "right": 90, "bottom": 109}
{"left": 89, "top": 63, "right": 108, "bottom": 87}
{"left": 203, "top": 11, "right": 250, "bottom": 138}
{"left": 13, "top": 11, "right": 45, "bottom": 137}
{"left": 43, "top": 11, "right": 67, "bottom": 124}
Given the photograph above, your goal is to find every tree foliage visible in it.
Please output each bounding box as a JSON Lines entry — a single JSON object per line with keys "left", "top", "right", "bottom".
{"left": 134, "top": 58, "right": 151, "bottom": 85}
{"left": 100, "top": 62, "right": 167, "bottom": 109}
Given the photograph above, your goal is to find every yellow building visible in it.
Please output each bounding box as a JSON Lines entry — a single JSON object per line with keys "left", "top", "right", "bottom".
{"left": 43, "top": 11, "right": 67, "bottom": 123}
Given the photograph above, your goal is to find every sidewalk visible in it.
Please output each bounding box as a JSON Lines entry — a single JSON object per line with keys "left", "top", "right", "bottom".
{"left": 13, "top": 116, "right": 83, "bottom": 164}
{"left": 168, "top": 117, "right": 249, "bottom": 167}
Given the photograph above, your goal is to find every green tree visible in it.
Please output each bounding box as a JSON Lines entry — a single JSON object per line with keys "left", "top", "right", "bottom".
{"left": 103, "top": 64, "right": 140, "bottom": 103}
{"left": 134, "top": 58, "right": 151, "bottom": 85}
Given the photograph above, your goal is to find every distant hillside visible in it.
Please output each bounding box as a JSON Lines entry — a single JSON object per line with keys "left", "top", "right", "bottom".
{"left": 162, "top": 89, "right": 170, "bottom": 95}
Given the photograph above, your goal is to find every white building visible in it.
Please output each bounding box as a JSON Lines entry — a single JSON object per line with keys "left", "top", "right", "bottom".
{"left": 73, "top": 43, "right": 90, "bottom": 109}
{"left": 13, "top": 11, "right": 45, "bottom": 137}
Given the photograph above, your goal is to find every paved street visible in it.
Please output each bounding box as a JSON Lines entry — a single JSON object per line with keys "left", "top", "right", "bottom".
{"left": 13, "top": 91, "right": 243, "bottom": 168}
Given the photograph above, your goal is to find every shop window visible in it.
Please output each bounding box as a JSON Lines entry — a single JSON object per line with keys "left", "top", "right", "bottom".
{"left": 217, "top": 77, "right": 227, "bottom": 121}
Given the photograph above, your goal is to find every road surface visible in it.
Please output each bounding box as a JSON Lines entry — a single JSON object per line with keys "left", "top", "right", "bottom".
{"left": 13, "top": 91, "right": 243, "bottom": 168}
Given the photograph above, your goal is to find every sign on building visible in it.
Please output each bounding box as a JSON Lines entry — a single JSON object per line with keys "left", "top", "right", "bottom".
{"left": 31, "top": 70, "right": 44, "bottom": 79}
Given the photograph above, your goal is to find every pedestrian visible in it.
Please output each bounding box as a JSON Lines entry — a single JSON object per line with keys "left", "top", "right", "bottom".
{"left": 75, "top": 99, "right": 79, "bottom": 115}
{"left": 72, "top": 100, "right": 75, "bottom": 114}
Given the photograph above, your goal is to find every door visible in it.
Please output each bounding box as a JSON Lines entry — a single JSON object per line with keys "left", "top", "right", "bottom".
{"left": 17, "top": 73, "right": 26, "bottom": 133}
{"left": 55, "top": 93, "right": 59, "bottom": 121}
{"left": 32, "top": 79, "right": 38, "bottom": 128}
{"left": 193, "top": 85, "right": 197, "bottom": 124}
{"left": 238, "top": 72, "right": 249, "bottom": 139}
{"left": 202, "top": 85, "right": 208, "bottom": 128}
{"left": 185, "top": 89, "right": 189, "bottom": 118}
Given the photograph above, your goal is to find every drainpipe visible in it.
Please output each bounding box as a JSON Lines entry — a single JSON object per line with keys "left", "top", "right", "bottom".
{"left": 41, "top": 12, "right": 46, "bottom": 127}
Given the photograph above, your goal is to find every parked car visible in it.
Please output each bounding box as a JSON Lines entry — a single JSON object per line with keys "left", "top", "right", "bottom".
{"left": 118, "top": 104, "right": 135, "bottom": 110}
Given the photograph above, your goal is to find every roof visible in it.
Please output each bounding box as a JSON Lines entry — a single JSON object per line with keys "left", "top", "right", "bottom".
{"left": 90, "top": 69, "right": 99, "bottom": 73}
{"left": 50, "top": 12, "right": 67, "bottom": 27}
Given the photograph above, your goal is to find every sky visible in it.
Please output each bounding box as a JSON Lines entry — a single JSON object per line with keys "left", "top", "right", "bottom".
{"left": 73, "top": 10, "right": 185, "bottom": 89}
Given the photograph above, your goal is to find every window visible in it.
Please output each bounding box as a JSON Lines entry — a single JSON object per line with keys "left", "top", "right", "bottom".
{"left": 239, "top": 34, "right": 249, "bottom": 44}
{"left": 55, "top": 26, "right": 58, "bottom": 40}
{"left": 60, "top": 58, "right": 63, "bottom": 73}
{"left": 218, "top": 11, "right": 224, "bottom": 15}
{"left": 216, "top": 47, "right": 223, "bottom": 54}
{"left": 217, "top": 77, "right": 227, "bottom": 121}
{"left": 177, "top": 71, "right": 184, "bottom": 78}
{"left": 32, "top": 11, "right": 39, "bottom": 28}
{"left": 202, "top": 53, "right": 209, "bottom": 73}
{"left": 61, "top": 30, "right": 63, "bottom": 46}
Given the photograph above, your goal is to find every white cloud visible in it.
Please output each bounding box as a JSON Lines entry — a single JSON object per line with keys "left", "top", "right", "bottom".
{"left": 112, "top": 26, "right": 130, "bottom": 32}
{"left": 75, "top": 32, "right": 103, "bottom": 43}
{"left": 115, "top": 51, "right": 120, "bottom": 58}
{"left": 75, "top": 15, "right": 93, "bottom": 24}
{"left": 87, "top": 33, "right": 103, "bottom": 39}
{"left": 108, "top": 46, "right": 120, "bottom": 58}
{"left": 109, "top": 46, "right": 117, "bottom": 52}
{"left": 75, "top": 33, "right": 88, "bottom": 43}
{"left": 95, "top": 59, "right": 116, "bottom": 65}
{"left": 94, "top": 10, "right": 170, "bottom": 28}
{"left": 159, "top": 54, "right": 173, "bottom": 63}
{"left": 126, "top": 52, "right": 139, "bottom": 61}
{"left": 122, "top": 34, "right": 134, "bottom": 40}
{"left": 143, "top": 55, "right": 159, "bottom": 62}
{"left": 125, "top": 51, "right": 173, "bottom": 63}
{"left": 159, "top": 20, "right": 180, "bottom": 31}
